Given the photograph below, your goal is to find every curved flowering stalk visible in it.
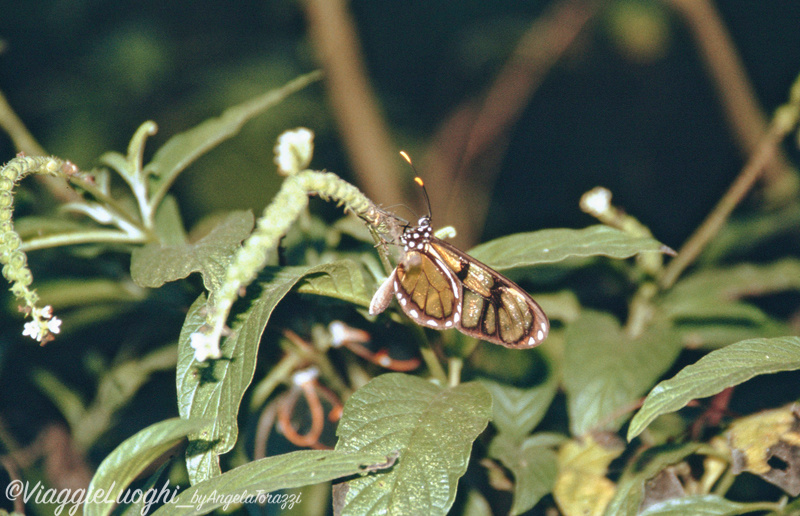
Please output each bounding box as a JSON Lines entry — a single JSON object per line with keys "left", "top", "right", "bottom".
{"left": 0, "top": 155, "right": 70, "bottom": 343}
{"left": 191, "top": 128, "right": 404, "bottom": 361}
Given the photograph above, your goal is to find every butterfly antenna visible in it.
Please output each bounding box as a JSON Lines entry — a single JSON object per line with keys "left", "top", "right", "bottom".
{"left": 400, "top": 151, "right": 433, "bottom": 219}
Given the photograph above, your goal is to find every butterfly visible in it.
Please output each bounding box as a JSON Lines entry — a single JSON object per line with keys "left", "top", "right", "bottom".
{"left": 369, "top": 175, "right": 549, "bottom": 349}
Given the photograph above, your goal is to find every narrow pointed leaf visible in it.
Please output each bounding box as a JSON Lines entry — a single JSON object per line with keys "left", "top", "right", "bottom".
{"left": 147, "top": 71, "right": 322, "bottom": 196}
{"left": 628, "top": 337, "right": 800, "bottom": 440}
{"left": 335, "top": 373, "right": 492, "bottom": 515}
{"left": 638, "top": 495, "right": 750, "bottom": 516}
{"left": 152, "top": 450, "right": 390, "bottom": 516}
{"left": 177, "top": 265, "right": 318, "bottom": 483}
{"left": 469, "top": 225, "right": 672, "bottom": 271}
{"left": 84, "top": 418, "right": 210, "bottom": 516}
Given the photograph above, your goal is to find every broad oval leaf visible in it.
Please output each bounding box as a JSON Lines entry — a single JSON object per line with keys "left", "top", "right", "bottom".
{"left": 469, "top": 225, "right": 672, "bottom": 271}
{"left": 488, "top": 433, "right": 559, "bottom": 515}
{"left": 84, "top": 418, "right": 210, "bottom": 516}
{"left": 564, "top": 311, "right": 682, "bottom": 436}
{"left": 131, "top": 210, "right": 255, "bottom": 291}
{"left": 335, "top": 373, "right": 492, "bottom": 515}
{"left": 628, "top": 337, "right": 800, "bottom": 441}
{"left": 151, "top": 450, "right": 389, "bottom": 516}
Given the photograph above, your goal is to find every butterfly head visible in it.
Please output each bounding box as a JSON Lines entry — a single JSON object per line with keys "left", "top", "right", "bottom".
{"left": 400, "top": 216, "right": 432, "bottom": 252}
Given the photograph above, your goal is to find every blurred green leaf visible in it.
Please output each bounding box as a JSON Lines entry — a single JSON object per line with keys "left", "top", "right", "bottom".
{"left": 152, "top": 450, "right": 389, "bottom": 516}
{"left": 85, "top": 417, "right": 210, "bottom": 516}
{"left": 638, "top": 495, "right": 750, "bottom": 516}
{"left": 335, "top": 373, "right": 492, "bottom": 516}
{"left": 295, "top": 259, "right": 373, "bottom": 307}
{"left": 488, "top": 433, "right": 559, "bottom": 515}
{"left": 628, "top": 336, "right": 800, "bottom": 440}
{"left": 480, "top": 370, "right": 557, "bottom": 439}
{"left": 469, "top": 225, "right": 671, "bottom": 271}
{"left": 152, "top": 194, "right": 187, "bottom": 245}
{"left": 660, "top": 259, "right": 800, "bottom": 322}
{"left": 564, "top": 311, "right": 682, "bottom": 436}
{"left": 131, "top": 210, "right": 254, "bottom": 291}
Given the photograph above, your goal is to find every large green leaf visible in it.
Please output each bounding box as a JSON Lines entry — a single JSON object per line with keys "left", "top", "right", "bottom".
{"left": 564, "top": 311, "right": 682, "bottom": 436}
{"left": 488, "top": 433, "right": 559, "bottom": 515}
{"left": 295, "top": 259, "right": 373, "bottom": 307}
{"left": 176, "top": 265, "right": 318, "bottom": 483}
{"left": 469, "top": 225, "right": 671, "bottom": 271}
{"left": 335, "top": 373, "right": 492, "bottom": 515}
{"left": 480, "top": 371, "right": 557, "bottom": 439}
{"left": 131, "top": 210, "right": 254, "bottom": 291}
{"left": 151, "top": 450, "right": 390, "bottom": 516}
{"left": 628, "top": 336, "right": 800, "bottom": 440}
{"left": 145, "top": 70, "right": 322, "bottom": 199}
{"left": 84, "top": 418, "right": 210, "bottom": 516}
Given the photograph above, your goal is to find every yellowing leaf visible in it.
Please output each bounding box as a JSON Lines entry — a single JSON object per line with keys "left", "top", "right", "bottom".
{"left": 554, "top": 434, "right": 624, "bottom": 516}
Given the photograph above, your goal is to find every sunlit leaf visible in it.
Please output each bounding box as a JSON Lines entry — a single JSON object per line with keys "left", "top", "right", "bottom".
{"left": 84, "top": 418, "right": 210, "bottom": 516}
{"left": 131, "top": 210, "right": 254, "bottom": 291}
{"left": 628, "top": 337, "right": 800, "bottom": 440}
{"left": 469, "top": 225, "right": 672, "bottom": 271}
{"left": 151, "top": 450, "right": 390, "bottom": 516}
{"left": 335, "top": 373, "right": 492, "bottom": 515}
{"left": 553, "top": 434, "right": 624, "bottom": 516}
{"left": 295, "top": 259, "right": 373, "bottom": 307}
{"left": 564, "top": 311, "right": 682, "bottom": 435}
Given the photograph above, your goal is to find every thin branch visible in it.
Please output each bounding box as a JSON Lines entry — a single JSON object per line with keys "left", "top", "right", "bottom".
{"left": 667, "top": 0, "right": 797, "bottom": 200}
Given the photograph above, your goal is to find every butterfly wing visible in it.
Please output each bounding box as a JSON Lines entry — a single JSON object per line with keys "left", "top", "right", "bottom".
{"left": 393, "top": 248, "right": 462, "bottom": 330}
{"left": 428, "top": 237, "right": 549, "bottom": 348}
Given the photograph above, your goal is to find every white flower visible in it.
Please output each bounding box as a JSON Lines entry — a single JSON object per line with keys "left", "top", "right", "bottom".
{"left": 47, "top": 317, "right": 62, "bottom": 335}
{"left": 292, "top": 367, "right": 319, "bottom": 386}
{"left": 580, "top": 187, "right": 612, "bottom": 217}
{"left": 22, "top": 321, "right": 40, "bottom": 341}
{"left": 274, "top": 128, "right": 314, "bottom": 175}
{"left": 190, "top": 332, "right": 221, "bottom": 362}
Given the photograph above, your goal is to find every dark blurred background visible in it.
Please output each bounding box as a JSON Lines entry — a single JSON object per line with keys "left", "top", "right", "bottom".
{"left": 1, "top": 0, "right": 799, "bottom": 250}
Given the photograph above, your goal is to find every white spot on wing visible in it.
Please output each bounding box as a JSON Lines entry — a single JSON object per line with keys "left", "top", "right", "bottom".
{"left": 537, "top": 330, "right": 544, "bottom": 341}
{"left": 445, "top": 321, "right": 453, "bottom": 328}
{"left": 409, "top": 309, "right": 419, "bottom": 318}
{"left": 427, "top": 319, "right": 438, "bottom": 327}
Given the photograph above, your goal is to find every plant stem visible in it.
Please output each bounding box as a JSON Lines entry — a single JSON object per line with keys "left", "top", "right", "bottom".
{"left": 659, "top": 73, "right": 800, "bottom": 290}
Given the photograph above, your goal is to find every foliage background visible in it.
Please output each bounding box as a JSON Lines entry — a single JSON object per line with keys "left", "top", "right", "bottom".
{"left": 1, "top": 0, "right": 800, "bottom": 514}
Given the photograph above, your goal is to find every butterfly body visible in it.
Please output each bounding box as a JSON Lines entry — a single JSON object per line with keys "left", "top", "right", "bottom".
{"left": 370, "top": 216, "right": 549, "bottom": 349}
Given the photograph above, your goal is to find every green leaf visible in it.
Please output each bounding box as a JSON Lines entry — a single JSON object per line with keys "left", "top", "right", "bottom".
{"left": 480, "top": 371, "right": 557, "bottom": 439}
{"left": 564, "top": 311, "right": 682, "bottom": 436}
{"left": 660, "top": 259, "right": 800, "bottom": 322}
{"left": 637, "top": 495, "right": 749, "bottom": 516}
{"left": 469, "top": 225, "right": 671, "bottom": 271}
{"left": 604, "top": 443, "right": 701, "bottom": 516}
{"left": 151, "top": 450, "right": 390, "bottom": 516}
{"left": 131, "top": 210, "right": 254, "bottom": 291}
{"left": 628, "top": 336, "right": 800, "bottom": 440}
{"left": 84, "top": 418, "right": 210, "bottom": 516}
{"left": 152, "top": 194, "right": 187, "bottom": 245}
{"left": 488, "top": 433, "right": 559, "bottom": 515}
{"left": 335, "top": 373, "right": 492, "bottom": 515}
{"left": 146, "top": 70, "right": 322, "bottom": 198}
{"left": 177, "top": 264, "right": 335, "bottom": 483}
{"left": 295, "top": 259, "right": 373, "bottom": 307}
